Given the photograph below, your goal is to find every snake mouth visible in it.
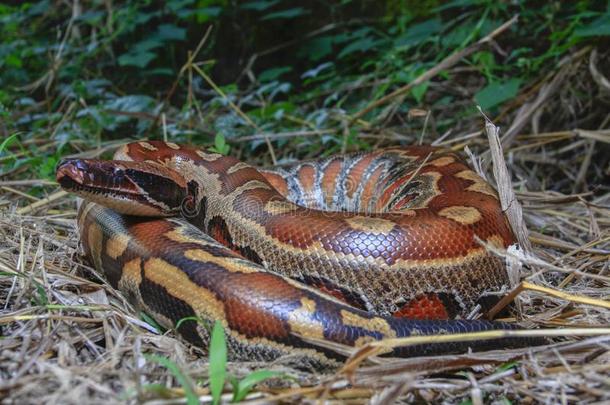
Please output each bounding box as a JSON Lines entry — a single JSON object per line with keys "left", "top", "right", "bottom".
{"left": 56, "top": 158, "right": 141, "bottom": 199}
{"left": 56, "top": 158, "right": 190, "bottom": 216}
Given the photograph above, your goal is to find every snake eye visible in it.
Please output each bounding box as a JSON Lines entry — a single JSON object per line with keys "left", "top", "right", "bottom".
{"left": 181, "top": 195, "right": 198, "bottom": 218}
{"left": 112, "top": 167, "right": 124, "bottom": 179}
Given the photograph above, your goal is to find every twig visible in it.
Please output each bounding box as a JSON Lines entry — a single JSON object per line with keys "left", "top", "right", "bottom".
{"left": 235, "top": 129, "right": 336, "bottom": 142}
{"left": 16, "top": 190, "right": 68, "bottom": 215}
{"left": 0, "top": 180, "right": 57, "bottom": 187}
{"left": 482, "top": 115, "right": 532, "bottom": 254}
{"left": 486, "top": 281, "right": 610, "bottom": 319}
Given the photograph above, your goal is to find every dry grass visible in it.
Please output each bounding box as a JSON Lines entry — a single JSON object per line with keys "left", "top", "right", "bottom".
{"left": 2, "top": 52, "right": 610, "bottom": 404}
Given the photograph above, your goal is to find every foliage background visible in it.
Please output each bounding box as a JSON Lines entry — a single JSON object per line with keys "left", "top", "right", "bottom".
{"left": 1, "top": 0, "right": 609, "bottom": 174}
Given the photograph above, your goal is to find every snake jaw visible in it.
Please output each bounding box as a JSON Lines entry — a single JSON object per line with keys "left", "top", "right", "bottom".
{"left": 57, "top": 158, "right": 187, "bottom": 216}
{"left": 56, "top": 158, "right": 87, "bottom": 188}
{"left": 57, "top": 159, "right": 139, "bottom": 196}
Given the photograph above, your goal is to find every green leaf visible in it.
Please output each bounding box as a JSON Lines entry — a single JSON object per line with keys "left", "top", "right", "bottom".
{"left": 157, "top": 24, "right": 187, "bottom": 41}
{"left": 394, "top": 19, "right": 441, "bottom": 49}
{"left": 39, "top": 155, "right": 59, "bottom": 179}
{"left": 144, "top": 354, "right": 199, "bottom": 405}
{"left": 212, "top": 133, "right": 230, "bottom": 155}
{"left": 338, "top": 37, "right": 382, "bottom": 59}
{"left": 241, "top": 0, "right": 280, "bottom": 11}
{"left": 209, "top": 320, "right": 227, "bottom": 405}
{"left": 118, "top": 51, "right": 156, "bottom": 68}
{"left": 411, "top": 81, "right": 429, "bottom": 104}
{"left": 231, "top": 370, "right": 285, "bottom": 402}
{"left": 192, "top": 6, "right": 222, "bottom": 22}
{"left": 5, "top": 53, "right": 22, "bottom": 68}
{"left": 301, "top": 36, "right": 334, "bottom": 61}
{"left": 574, "top": 13, "right": 610, "bottom": 37}
{"left": 474, "top": 78, "right": 522, "bottom": 110}
{"left": 261, "top": 7, "right": 309, "bottom": 20}
{"left": 258, "top": 66, "right": 292, "bottom": 82}
{"left": 167, "top": 0, "right": 195, "bottom": 13}
{"left": 133, "top": 38, "right": 164, "bottom": 53}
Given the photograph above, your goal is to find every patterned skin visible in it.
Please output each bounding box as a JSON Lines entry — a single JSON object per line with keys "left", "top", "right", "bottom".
{"left": 57, "top": 141, "right": 539, "bottom": 367}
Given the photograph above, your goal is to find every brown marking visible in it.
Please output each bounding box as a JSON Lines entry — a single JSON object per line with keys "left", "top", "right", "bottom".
{"left": 286, "top": 297, "right": 325, "bottom": 340}
{"left": 438, "top": 206, "right": 482, "bottom": 225}
{"left": 166, "top": 142, "right": 180, "bottom": 150}
{"left": 226, "top": 162, "right": 252, "bottom": 174}
{"left": 455, "top": 170, "right": 498, "bottom": 198}
{"left": 164, "top": 228, "right": 207, "bottom": 245}
{"left": 264, "top": 200, "right": 298, "bottom": 215}
{"left": 118, "top": 257, "right": 143, "bottom": 292}
{"left": 184, "top": 249, "right": 258, "bottom": 274}
{"left": 138, "top": 141, "right": 158, "bottom": 151}
{"left": 143, "top": 257, "right": 226, "bottom": 320}
{"left": 340, "top": 310, "right": 397, "bottom": 338}
{"left": 345, "top": 216, "right": 396, "bottom": 234}
{"left": 430, "top": 156, "right": 455, "bottom": 167}
{"left": 105, "top": 233, "right": 130, "bottom": 260}
{"left": 87, "top": 222, "right": 104, "bottom": 271}
{"left": 196, "top": 150, "right": 223, "bottom": 161}
{"left": 353, "top": 335, "right": 380, "bottom": 348}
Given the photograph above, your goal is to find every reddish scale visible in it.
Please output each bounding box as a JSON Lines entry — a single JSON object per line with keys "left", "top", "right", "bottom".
{"left": 393, "top": 294, "right": 450, "bottom": 320}
{"left": 314, "top": 284, "right": 351, "bottom": 305}
{"left": 221, "top": 272, "right": 296, "bottom": 339}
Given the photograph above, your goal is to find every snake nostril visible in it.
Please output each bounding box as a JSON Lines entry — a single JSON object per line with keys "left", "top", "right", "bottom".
{"left": 74, "top": 160, "right": 89, "bottom": 171}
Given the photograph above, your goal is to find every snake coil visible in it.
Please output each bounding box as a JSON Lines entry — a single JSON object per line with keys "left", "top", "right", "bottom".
{"left": 57, "top": 141, "right": 539, "bottom": 367}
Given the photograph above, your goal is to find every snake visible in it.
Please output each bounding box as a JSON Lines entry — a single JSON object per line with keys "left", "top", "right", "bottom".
{"left": 56, "top": 140, "right": 540, "bottom": 368}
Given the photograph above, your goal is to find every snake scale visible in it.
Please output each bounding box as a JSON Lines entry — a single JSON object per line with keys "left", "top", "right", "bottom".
{"left": 56, "top": 141, "right": 539, "bottom": 367}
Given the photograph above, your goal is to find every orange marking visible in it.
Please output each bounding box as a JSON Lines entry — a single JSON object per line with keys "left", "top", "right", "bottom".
{"left": 316, "top": 284, "right": 350, "bottom": 304}
{"left": 321, "top": 159, "right": 342, "bottom": 207}
{"left": 298, "top": 165, "right": 316, "bottom": 195}
{"left": 360, "top": 165, "right": 384, "bottom": 212}
{"left": 393, "top": 294, "right": 449, "bottom": 320}
{"left": 261, "top": 172, "right": 289, "bottom": 197}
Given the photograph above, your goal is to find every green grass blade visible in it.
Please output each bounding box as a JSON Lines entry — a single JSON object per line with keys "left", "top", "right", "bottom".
{"left": 232, "top": 370, "right": 286, "bottom": 402}
{"left": 0, "top": 132, "right": 18, "bottom": 154}
{"left": 144, "top": 354, "right": 199, "bottom": 405}
{"left": 209, "top": 320, "right": 227, "bottom": 405}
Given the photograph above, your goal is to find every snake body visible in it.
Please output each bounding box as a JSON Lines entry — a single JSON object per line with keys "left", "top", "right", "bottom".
{"left": 57, "top": 141, "right": 535, "bottom": 367}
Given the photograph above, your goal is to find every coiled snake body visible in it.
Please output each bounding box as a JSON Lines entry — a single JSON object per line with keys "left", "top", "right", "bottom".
{"left": 57, "top": 141, "right": 535, "bottom": 367}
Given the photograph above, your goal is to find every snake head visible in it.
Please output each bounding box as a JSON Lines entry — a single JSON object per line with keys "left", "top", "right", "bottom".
{"left": 57, "top": 158, "right": 193, "bottom": 217}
